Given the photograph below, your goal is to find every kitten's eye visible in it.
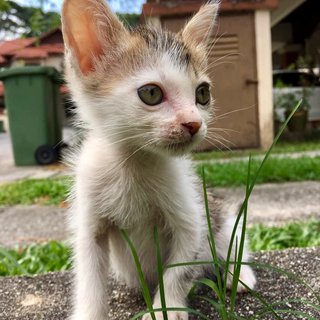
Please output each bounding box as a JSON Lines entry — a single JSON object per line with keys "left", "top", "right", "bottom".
{"left": 196, "top": 83, "right": 210, "bottom": 106}
{"left": 137, "top": 84, "right": 163, "bottom": 106}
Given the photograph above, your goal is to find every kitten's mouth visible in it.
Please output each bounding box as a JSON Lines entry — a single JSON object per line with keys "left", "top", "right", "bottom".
{"left": 165, "top": 139, "right": 196, "bottom": 153}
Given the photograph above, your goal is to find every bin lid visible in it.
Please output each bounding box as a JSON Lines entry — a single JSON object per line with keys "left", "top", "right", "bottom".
{"left": 0, "top": 66, "right": 64, "bottom": 84}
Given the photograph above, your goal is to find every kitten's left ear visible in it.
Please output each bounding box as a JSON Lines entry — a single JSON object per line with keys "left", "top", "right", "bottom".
{"left": 61, "top": 0, "right": 129, "bottom": 75}
{"left": 182, "top": 1, "right": 219, "bottom": 49}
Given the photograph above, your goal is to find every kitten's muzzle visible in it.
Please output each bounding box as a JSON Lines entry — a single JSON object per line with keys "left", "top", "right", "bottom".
{"left": 182, "top": 121, "right": 202, "bottom": 136}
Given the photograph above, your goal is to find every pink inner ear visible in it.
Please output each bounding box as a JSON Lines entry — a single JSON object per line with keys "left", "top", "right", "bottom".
{"left": 63, "top": 0, "right": 104, "bottom": 75}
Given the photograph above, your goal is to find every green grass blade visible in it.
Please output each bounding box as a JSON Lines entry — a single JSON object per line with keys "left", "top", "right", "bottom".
{"left": 230, "top": 155, "right": 252, "bottom": 312}
{"left": 223, "top": 100, "right": 302, "bottom": 299}
{"left": 201, "top": 167, "right": 226, "bottom": 318}
{"left": 234, "top": 276, "right": 282, "bottom": 320}
{"left": 0, "top": 247, "right": 30, "bottom": 275}
{"left": 196, "top": 278, "right": 222, "bottom": 302}
{"left": 121, "top": 230, "right": 156, "bottom": 320}
{"left": 195, "top": 295, "right": 224, "bottom": 312}
{"left": 154, "top": 226, "right": 168, "bottom": 320}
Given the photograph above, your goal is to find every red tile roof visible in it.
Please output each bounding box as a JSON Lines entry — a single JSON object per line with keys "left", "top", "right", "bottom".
{"left": 0, "top": 38, "right": 36, "bottom": 56}
{"left": 39, "top": 44, "right": 64, "bottom": 54}
{"left": 0, "top": 28, "right": 64, "bottom": 62}
{"left": 14, "top": 47, "right": 48, "bottom": 59}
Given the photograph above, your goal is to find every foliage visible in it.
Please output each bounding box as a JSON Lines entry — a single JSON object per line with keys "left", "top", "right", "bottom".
{"left": 249, "top": 219, "right": 320, "bottom": 252}
{"left": 192, "top": 141, "right": 320, "bottom": 161}
{"left": 0, "top": 0, "right": 60, "bottom": 39}
{"left": 198, "top": 156, "right": 320, "bottom": 187}
{"left": 274, "top": 80, "right": 312, "bottom": 112}
{"left": 0, "top": 153, "right": 319, "bottom": 207}
{"left": 0, "top": 241, "right": 72, "bottom": 276}
{"left": 0, "top": 218, "right": 319, "bottom": 277}
{"left": 0, "top": 177, "right": 70, "bottom": 206}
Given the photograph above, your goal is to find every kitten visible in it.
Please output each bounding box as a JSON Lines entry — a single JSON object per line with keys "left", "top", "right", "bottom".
{"left": 61, "top": 1, "right": 256, "bottom": 319}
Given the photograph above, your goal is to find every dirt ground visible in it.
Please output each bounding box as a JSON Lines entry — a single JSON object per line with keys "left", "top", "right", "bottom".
{"left": 0, "top": 247, "right": 319, "bottom": 320}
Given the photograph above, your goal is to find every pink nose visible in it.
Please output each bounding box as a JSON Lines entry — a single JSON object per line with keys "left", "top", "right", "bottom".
{"left": 182, "top": 121, "right": 202, "bottom": 136}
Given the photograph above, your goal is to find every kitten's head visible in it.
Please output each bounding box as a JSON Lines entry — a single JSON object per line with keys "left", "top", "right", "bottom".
{"left": 62, "top": 0, "right": 219, "bottom": 156}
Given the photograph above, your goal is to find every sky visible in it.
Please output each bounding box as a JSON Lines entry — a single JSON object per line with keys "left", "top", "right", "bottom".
{"left": 13, "top": 0, "right": 146, "bottom": 14}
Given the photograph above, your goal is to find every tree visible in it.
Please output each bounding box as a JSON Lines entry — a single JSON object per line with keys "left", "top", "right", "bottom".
{"left": 0, "top": 0, "right": 60, "bottom": 39}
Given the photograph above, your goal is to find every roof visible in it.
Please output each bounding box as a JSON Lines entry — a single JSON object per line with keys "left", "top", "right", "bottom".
{"left": 0, "top": 38, "right": 36, "bottom": 56}
{"left": 143, "top": 0, "right": 279, "bottom": 17}
{"left": 0, "top": 28, "right": 64, "bottom": 65}
{"left": 13, "top": 44, "right": 64, "bottom": 59}
{"left": 14, "top": 47, "right": 48, "bottom": 59}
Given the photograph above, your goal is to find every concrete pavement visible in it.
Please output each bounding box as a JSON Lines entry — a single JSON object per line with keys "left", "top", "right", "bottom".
{"left": 0, "top": 181, "right": 319, "bottom": 248}
{"left": 0, "top": 247, "right": 319, "bottom": 320}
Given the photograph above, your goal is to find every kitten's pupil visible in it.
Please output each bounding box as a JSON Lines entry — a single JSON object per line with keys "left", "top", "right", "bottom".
{"left": 138, "top": 84, "right": 163, "bottom": 106}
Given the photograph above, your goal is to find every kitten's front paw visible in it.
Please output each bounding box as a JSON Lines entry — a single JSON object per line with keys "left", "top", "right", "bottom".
{"left": 226, "top": 265, "right": 257, "bottom": 293}
{"left": 142, "top": 307, "right": 188, "bottom": 320}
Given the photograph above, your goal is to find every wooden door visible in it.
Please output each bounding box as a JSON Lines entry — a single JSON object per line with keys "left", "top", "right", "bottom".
{"left": 162, "top": 13, "right": 260, "bottom": 150}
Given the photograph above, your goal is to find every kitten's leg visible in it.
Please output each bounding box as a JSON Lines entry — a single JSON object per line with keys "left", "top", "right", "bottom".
{"left": 70, "top": 221, "right": 110, "bottom": 320}
{"left": 214, "top": 213, "right": 256, "bottom": 292}
{"left": 143, "top": 218, "right": 201, "bottom": 320}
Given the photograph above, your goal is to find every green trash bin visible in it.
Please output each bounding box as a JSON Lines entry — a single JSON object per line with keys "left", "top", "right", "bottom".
{"left": 0, "top": 66, "right": 63, "bottom": 165}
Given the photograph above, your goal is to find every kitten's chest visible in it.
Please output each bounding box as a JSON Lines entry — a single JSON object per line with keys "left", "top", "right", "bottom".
{"left": 97, "top": 161, "right": 192, "bottom": 228}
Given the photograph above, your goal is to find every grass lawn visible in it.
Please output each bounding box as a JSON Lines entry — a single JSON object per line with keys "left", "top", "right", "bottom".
{"left": 0, "top": 155, "right": 319, "bottom": 205}
{"left": 0, "top": 219, "right": 318, "bottom": 276}
{"left": 192, "top": 141, "right": 320, "bottom": 161}
{"left": 0, "top": 177, "right": 71, "bottom": 206}
{"left": 198, "top": 156, "right": 320, "bottom": 187}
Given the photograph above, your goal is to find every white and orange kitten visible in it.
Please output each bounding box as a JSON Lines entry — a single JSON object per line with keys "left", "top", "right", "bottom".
{"left": 61, "top": 0, "right": 256, "bottom": 319}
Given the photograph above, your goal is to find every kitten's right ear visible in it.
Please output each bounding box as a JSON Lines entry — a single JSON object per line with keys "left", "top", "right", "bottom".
{"left": 182, "top": 1, "right": 219, "bottom": 49}
{"left": 61, "top": 0, "right": 129, "bottom": 75}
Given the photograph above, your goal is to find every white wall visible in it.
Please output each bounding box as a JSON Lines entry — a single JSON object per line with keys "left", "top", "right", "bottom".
{"left": 255, "top": 10, "right": 274, "bottom": 149}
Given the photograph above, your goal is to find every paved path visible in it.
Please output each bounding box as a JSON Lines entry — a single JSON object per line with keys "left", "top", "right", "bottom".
{"left": 0, "top": 131, "right": 72, "bottom": 185}
{"left": 0, "top": 247, "right": 319, "bottom": 320}
{"left": 0, "top": 206, "right": 67, "bottom": 248}
{"left": 214, "top": 181, "right": 320, "bottom": 226}
{"left": 0, "top": 181, "right": 319, "bottom": 248}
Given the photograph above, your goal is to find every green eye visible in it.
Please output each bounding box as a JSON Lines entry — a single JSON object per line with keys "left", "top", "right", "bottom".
{"left": 137, "top": 84, "right": 163, "bottom": 106}
{"left": 196, "top": 83, "right": 210, "bottom": 106}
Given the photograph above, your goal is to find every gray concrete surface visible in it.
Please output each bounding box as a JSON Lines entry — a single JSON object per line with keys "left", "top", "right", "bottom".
{"left": 0, "top": 247, "right": 319, "bottom": 320}
{"left": 214, "top": 181, "right": 320, "bottom": 226}
{"left": 0, "top": 206, "right": 67, "bottom": 248}
{"left": 0, "top": 181, "right": 319, "bottom": 248}
{"left": 0, "top": 131, "right": 72, "bottom": 185}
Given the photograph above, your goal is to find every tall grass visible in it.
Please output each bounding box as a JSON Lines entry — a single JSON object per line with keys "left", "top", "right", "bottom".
{"left": 122, "top": 101, "right": 320, "bottom": 319}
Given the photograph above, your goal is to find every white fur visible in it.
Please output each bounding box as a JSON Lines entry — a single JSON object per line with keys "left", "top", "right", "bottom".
{"left": 63, "top": 1, "right": 256, "bottom": 319}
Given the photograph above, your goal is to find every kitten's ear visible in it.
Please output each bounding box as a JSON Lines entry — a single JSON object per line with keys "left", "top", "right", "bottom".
{"left": 182, "top": 1, "right": 219, "bottom": 49}
{"left": 61, "top": 0, "right": 129, "bottom": 75}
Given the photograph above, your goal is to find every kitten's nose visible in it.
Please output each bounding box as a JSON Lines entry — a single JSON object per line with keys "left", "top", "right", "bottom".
{"left": 182, "top": 121, "right": 202, "bottom": 136}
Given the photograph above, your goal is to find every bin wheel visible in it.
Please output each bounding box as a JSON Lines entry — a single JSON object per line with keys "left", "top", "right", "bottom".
{"left": 35, "top": 145, "right": 58, "bottom": 165}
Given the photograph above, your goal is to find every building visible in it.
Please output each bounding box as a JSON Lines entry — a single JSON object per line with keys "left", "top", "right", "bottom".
{"left": 0, "top": 28, "right": 64, "bottom": 71}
